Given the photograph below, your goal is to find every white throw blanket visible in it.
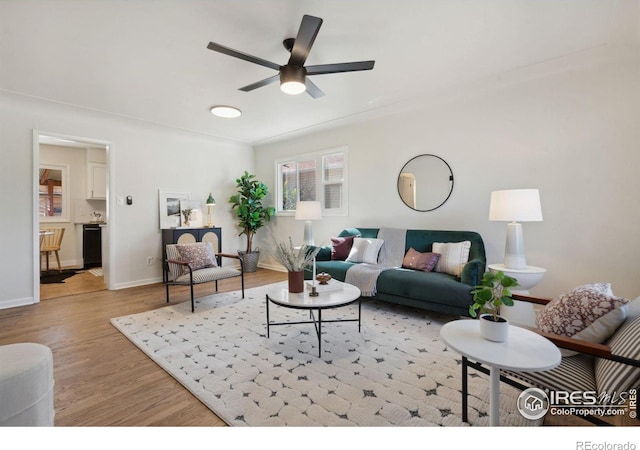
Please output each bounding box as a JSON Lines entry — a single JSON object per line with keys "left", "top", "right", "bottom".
{"left": 345, "top": 227, "right": 406, "bottom": 296}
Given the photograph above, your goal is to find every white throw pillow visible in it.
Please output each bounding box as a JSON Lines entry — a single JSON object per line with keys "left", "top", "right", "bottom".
{"left": 432, "top": 241, "right": 471, "bottom": 277}
{"left": 346, "top": 238, "right": 384, "bottom": 264}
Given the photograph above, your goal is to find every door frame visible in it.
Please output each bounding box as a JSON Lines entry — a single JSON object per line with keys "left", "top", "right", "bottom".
{"left": 33, "top": 130, "right": 115, "bottom": 302}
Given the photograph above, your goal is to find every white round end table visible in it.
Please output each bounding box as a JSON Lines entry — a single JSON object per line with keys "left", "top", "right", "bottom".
{"left": 440, "top": 319, "right": 560, "bottom": 426}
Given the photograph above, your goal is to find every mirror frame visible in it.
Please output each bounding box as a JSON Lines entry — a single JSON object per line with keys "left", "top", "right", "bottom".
{"left": 38, "top": 163, "right": 69, "bottom": 222}
{"left": 397, "top": 154, "right": 454, "bottom": 212}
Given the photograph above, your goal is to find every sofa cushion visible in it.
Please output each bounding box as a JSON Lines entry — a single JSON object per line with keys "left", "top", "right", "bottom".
{"left": 331, "top": 235, "right": 359, "bottom": 260}
{"left": 376, "top": 268, "right": 474, "bottom": 311}
{"left": 346, "top": 238, "right": 384, "bottom": 264}
{"left": 594, "top": 315, "right": 640, "bottom": 396}
{"left": 432, "top": 241, "right": 471, "bottom": 278}
{"left": 401, "top": 248, "right": 440, "bottom": 272}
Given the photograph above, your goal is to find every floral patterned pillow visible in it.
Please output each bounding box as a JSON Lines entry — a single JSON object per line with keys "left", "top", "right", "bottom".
{"left": 176, "top": 242, "right": 217, "bottom": 274}
{"left": 536, "top": 283, "right": 629, "bottom": 355}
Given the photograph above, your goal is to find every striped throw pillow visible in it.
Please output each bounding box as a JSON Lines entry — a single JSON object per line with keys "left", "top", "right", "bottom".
{"left": 346, "top": 238, "right": 384, "bottom": 264}
{"left": 432, "top": 241, "right": 471, "bottom": 278}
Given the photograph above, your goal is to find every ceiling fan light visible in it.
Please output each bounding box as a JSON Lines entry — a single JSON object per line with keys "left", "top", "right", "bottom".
{"left": 210, "top": 105, "right": 242, "bottom": 118}
{"left": 280, "top": 65, "right": 307, "bottom": 95}
{"left": 280, "top": 80, "right": 306, "bottom": 95}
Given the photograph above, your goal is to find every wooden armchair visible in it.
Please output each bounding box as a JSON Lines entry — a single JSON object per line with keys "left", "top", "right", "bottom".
{"left": 165, "top": 242, "right": 245, "bottom": 312}
{"left": 461, "top": 293, "right": 640, "bottom": 426}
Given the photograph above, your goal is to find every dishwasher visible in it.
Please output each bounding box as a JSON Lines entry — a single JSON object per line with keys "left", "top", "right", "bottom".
{"left": 83, "top": 224, "right": 102, "bottom": 269}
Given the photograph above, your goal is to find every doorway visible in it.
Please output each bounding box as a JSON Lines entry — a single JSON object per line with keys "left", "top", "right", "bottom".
{"left": 34, "top": 131, "right": 113, "bottom": 301}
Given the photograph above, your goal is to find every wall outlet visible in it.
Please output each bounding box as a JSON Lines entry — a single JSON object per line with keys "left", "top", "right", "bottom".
{"left": 146, "top": 256, "right": 154, "bottom": 266}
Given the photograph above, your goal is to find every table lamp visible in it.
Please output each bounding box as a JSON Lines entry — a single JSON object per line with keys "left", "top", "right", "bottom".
{"left": 205, "top": 193, "right": 216, "bottom": 227}
{"left": 489, "top": 189, "right": 542, "bottom": 270}
{"left": 295, "top": 201, "right": 322, "bottom": 245}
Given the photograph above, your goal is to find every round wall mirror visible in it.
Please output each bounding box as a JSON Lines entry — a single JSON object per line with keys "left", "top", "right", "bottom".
{"left": 397, "top": 154, "right": 454, "bottom": 211}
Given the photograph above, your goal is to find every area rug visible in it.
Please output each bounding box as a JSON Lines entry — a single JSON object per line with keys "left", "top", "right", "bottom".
{"left": 88, "top": 268, "right": 103, "bottom": 277}
{"left": 110, "top": 283, "right": 540, "bottom": 427}
{"left": 40, "top": 269, "right": 81, "bottom": 284}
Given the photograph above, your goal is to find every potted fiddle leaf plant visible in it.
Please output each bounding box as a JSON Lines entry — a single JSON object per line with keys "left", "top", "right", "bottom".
{"left": 469, "top": 270, "right": 519, "bottom": 342}
{"left": 228, "top": 171, "right": 275, "bottom": 272}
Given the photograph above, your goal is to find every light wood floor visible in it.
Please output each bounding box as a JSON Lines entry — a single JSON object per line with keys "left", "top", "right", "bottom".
{"left": 2, "top": 268, "right": 286, "bottom": 426}
{"left": 3, "top": 269, "right": 628, "bottom": 427}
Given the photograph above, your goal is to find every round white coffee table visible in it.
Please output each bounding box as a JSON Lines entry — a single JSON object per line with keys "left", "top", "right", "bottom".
{"left": 440, "top": 319, "right": 560, "bottom": 426}
{"left": 266, "top": 280, "right": 361, "bottom": 357}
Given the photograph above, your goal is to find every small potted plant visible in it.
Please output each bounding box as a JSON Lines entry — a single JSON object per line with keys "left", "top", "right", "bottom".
{"left": 181, "top": 208, "right": 192, "bottom": 227}
{"left": 469, "top": 270, "right": 519, "bottom": 342}
{"left": 264, "top": 230, "right": 320, "bottom": 293}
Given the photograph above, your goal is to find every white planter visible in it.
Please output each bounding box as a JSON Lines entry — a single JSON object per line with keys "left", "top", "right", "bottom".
{"left": 479, "top": 314, "right": 509, "bottom": 342}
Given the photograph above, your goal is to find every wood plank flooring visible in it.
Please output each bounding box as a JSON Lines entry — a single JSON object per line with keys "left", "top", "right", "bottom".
{"left": 3, "top": 268, "right": 628, "bottom": 427}
{"left": 1, "top": 268, "right": 286, "bottom": 426}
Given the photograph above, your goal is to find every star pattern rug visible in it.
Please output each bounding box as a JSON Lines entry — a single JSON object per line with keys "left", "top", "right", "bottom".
{"left": 110, "top": 283, "right": 540, "bottom": 427}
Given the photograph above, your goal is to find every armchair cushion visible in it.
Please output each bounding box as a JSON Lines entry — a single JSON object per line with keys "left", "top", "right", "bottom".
{"left": 536, "top": 283, "right": 629, "bottom": 356}
{"left": 176, "top": 242, "right": 217, "bottom": 275}
{"left": 595, "top": 315, "right": 640, "bottom": 395}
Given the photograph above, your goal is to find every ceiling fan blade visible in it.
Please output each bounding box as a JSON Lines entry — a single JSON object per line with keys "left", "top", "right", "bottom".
{"left": 288, "top": 15, "right": 323, "bottom": 67}
{"left": 207, "top": 42, "right": 281, "bottom": 71}
{"left": 306, "top": 60, "right": 375, "bottom": 75}
{"left": 239, "top": 74, "right": 280, "bottom": 92}
{"left": 305, "top": 78, "right": 325, "bottom": 99}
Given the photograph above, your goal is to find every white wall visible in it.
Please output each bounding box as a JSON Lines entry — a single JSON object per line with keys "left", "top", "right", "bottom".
{"left": 255, "top": 47, "right": 640, "bottom": 300}
{"left": 0, "top": 91, "right": 253, "bottom": 309}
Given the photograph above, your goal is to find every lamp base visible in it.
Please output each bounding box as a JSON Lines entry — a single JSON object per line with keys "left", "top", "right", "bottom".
{"left": 504, "top": 222, "right": 526, "bottom": 269}
{"left": 303, "top": 221, "right": 314, "bottom": 246}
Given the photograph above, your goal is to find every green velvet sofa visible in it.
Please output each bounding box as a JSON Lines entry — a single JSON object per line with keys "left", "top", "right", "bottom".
{"left": 306, "top": 227, "right": 487, "bottom": 317}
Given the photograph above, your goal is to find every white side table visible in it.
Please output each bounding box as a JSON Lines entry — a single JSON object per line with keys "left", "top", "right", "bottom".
{"left": 488, "top": 263, "right": 546, "bottom": 328}
{"left": 440, "top": 319, "right": 560, "bottom": 426}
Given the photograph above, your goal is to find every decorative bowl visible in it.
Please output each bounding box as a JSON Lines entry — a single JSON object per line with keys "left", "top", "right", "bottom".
{"left": 316, "top": 272, "right": 332, "bottom": 285}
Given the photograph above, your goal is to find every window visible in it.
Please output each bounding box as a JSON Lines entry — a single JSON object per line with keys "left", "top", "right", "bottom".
{"left": 276, "top": 147, "right": 347, "bottom": 216}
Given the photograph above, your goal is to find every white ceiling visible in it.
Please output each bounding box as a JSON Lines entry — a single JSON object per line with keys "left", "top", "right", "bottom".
{"left": 1, "top": 0, "right": 638, "bottom": 145}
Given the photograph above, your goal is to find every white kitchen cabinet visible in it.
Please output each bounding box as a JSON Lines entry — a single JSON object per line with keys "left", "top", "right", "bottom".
{"left": 87, "top": 162, "right": 106, "bottom": 199}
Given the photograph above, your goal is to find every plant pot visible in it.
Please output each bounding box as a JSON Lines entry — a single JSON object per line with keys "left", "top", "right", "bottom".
{"left": 479, "top": 314, "right": 509, "bottom": 342}
{"left": 288, "top": 270, "right": 304, "bottom": 293}
{"left": 238, "top": 250, "right": 260, "bottom": 273}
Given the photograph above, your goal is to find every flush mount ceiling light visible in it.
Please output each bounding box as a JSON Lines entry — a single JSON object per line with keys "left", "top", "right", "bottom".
{"left": 210, "top": 105, "right": 242, "bottom": 118}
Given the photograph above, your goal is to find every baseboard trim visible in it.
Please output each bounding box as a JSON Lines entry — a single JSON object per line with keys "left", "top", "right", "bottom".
{"left": 114, "top": 277, "right": 162, "bottom": 290}
{"left": 0, "top": 296, "right": 37, "bottom": 311}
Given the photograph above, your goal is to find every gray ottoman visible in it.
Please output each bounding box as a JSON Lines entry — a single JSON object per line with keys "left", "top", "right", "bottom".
{"left": 0, "top": 343, "right": 55, "bottom": 426}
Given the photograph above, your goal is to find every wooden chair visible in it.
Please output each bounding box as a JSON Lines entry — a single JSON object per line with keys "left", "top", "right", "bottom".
{"left": 460, "top": 293, "right": 640, "bottom": 426}
{"left": 40, "top": 228, "right": 65, "bottom": 272}
{"left": 165, "top": 242, "right": 245, "bottom": 312}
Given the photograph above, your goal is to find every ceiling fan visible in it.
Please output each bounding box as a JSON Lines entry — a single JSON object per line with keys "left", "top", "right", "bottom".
{"left": 207, "top": 14, "right": 375, "bottom": 98}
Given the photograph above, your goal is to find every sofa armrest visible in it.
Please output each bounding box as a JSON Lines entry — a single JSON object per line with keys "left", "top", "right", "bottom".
{"left": 461, "top": 258, "right": 484, "bottom": 286}
{"left": 313, "top": 245, "right": 332, "bottom": 261}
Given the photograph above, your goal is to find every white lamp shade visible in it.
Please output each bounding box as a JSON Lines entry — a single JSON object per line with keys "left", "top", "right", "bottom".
{"left": 489, "top": 189, "right": 543, "bottom": 222}
{"left": 295, "top": 201, "right": 322, "bottom": 221}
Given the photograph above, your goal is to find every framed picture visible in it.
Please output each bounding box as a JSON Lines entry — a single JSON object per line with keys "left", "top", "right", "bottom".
{"left": 180, "top": 200, "right": 203, "bottom": 228}
{"left": 159, "top": 189, "right": 190, "bottom": 229}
